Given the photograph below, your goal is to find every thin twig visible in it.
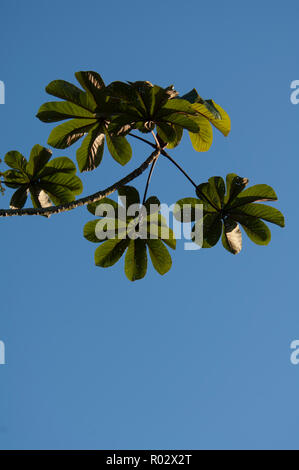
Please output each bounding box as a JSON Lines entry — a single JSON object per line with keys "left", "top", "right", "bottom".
{"left": 161, "top": 150, "right": 197, "bottom": 188}
{"left": 142, "top": 153, "right": 160, "bottom": 205}
{"left": 128, "top": 133, "right": 156, "bottom": 149}
{"left": 141, "top": 132, "right": 161, "bottom": 204}
{"left": 129, "top": 132, "right": 197, "bottom": 188}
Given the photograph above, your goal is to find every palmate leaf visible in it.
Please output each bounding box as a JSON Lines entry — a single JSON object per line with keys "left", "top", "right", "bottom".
{"left": 37, "top": 74, "right": 229, "bottom": 170}
{"left": 178, "top": 174, "right": 284, "bottom": 254}
{"left": 37, "top": 71, "right": 133, "bottom": 172}
{"left": 2, "top": 145, "right": 83, "bottom": 209}
{"left": 106, "top": 82, "right": 200, "bottom": 145}
{"left": 84, "top": 186, "right": 176, "bottom": 281}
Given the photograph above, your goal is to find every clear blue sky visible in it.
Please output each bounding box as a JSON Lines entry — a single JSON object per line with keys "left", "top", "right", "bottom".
{"left": 0, "top": 0, "right": 298, "bottom": 450}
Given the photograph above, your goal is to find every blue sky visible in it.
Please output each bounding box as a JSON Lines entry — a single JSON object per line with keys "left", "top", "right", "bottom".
{"left": 0, "top": 0, "right": 298, "bottom": 450}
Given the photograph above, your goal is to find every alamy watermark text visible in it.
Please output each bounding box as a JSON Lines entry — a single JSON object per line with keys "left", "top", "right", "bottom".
{"left": 0, "top": 81, "right": 4, "bottom": 104}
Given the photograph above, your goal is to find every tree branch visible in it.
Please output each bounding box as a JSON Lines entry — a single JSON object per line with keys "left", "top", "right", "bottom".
{"left": 142, "top": 134, "right": 161, "bottom": 205}
{"left": 0, "top": 149, "right": 160, "bottom": 218}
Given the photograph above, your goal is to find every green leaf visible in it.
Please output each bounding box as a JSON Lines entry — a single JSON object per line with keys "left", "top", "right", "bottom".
{"left": 38, "top": 157, "right": 77, "bottom": 177}
{"left": 76, "top": 125, "right": 105, "bottom": 172}
{"left": 105, "top": 132, "right": 132, "bottom": 166}
{"left": 146, "top": 214, "right": 176, "bottom": 249}
{"left": 125, "top": 239, "right": 147, "bottom": 281}
{"left": 196, "top": 182, "right": 221, "bottom": 210}
{"left": 84, "top": 219, "right": 125, "bottom": 243}
{"left": 38, "top": 182, "right": 76, "bottom": 205}
{"left": 9, "top": 186, "right": 28, "bottom": 209}
{"left": 161, "top": 98, "right": 198, "bottom": 115}
{"left": 233, "top": 215, "right": 271, "bottom": 245}
{"left": 128, "top": 81, "right": 155, "bottom": 114}
{"left": 36, "top": 101, "right": 95, "bottom": 123}
{"left": 166, "top": 124, "right": 183, "bottom": 149}
{"left": 173, "top": 197, "right": 203, "bottom": 222}
{"left": 105, "top": 81, "right": 140, "bottom": 103}
{"left": 41, "top": 172, "right": 83, "bottom": 195}
{"left": 165, "top": 113, "right": 199, "bottom": 133}
{"left": 180, "top": 88, "right": 201, "bottom": 105}
{"left": 87, "top": 197, "right": 120, "bottom": 216}
{"left": 192, "top": 100, "right": 231, "bottom": 136}
{"left": 47, "top": 118, "right": 97, "bottom": 149}
{"left": 144, "top": 196, "right": 160, "bottom": 214}
{"left": 180, "top": 88, "right": 230, "bottom": 135}
{"left": 230, "top": 203, "right": 285, "bottom": 228}
{"left": 118, "top": 185, "right": 140, "bottom": 207}
{"left": 3, "top": 169, "right": 29, "bottom": 187}
{"left": 146, "top": 239, "right": 172, "bottom": 275}
{"left": 193, "top": 213, "right": 222, "bottom": 248}
{"left": 83, "top": 220, "right": 101, "bottom": 243}
{"left": 107, "top": 81, "right": 149, "bottom": 114}
{"left": 208, "top": 177, "right": 225, "bottom": 207}
{"left": 189, "top": 115, "right": 213, "bottom": 152}
{"left": 156, "top": 123, "right": 176, "bottom": 143}
{"left": 229, "top": 184, "right": 278, "bottom": 209}
{"left": 75, "top": 71, "right": 105, "bottom": 104}
{"left": 45, "top": 80, "right": 96, "bottom": 111}
{"left": 4, "top": 151, "right": 27, "bottom": 171}
{"left": 26, "top": 145, "right": 52, "bottom": 176}
{"left": 94, "top": 238, "right": 129, "bottom": 267}
{"left": 224, "top": 173, "right": 249, "bottom": 205}
{"left": 151, "top": 85, "right": 175, "bottom": 115}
